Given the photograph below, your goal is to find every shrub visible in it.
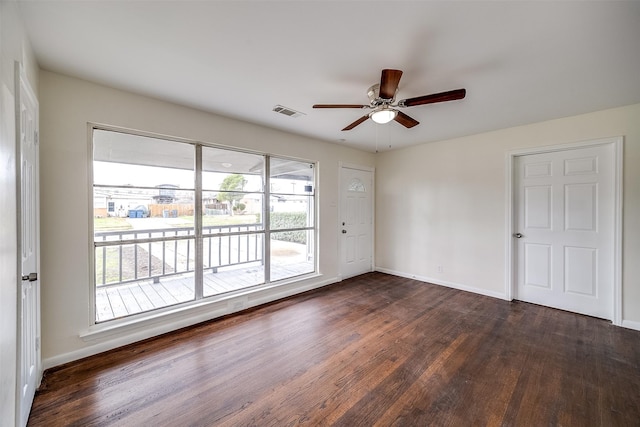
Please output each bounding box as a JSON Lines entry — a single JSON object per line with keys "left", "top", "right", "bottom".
{"left": 233, "top": 202, "right": 246, "bottom": 214}
{"left": 270, "top": 212, "right": 307, "bottom": 244}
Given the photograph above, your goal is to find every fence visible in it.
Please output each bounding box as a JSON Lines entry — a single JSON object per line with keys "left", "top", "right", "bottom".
{"left": 148, "top": 203, "right": 195, "bottom": 218}
{"left": 95, "top": 224, "right": 263, "bottom": 287}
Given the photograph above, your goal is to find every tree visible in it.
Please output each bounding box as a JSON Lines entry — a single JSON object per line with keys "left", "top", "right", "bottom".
{"left": 218, "top": 174, "right": 247, "bottom": 215}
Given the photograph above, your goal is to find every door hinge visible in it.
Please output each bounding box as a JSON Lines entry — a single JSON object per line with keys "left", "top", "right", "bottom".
{"left": 35, "top": 131, "right": 39, "bottom": 145}
{"left": 36, "top": 337, "right": 40, "bottom": 352}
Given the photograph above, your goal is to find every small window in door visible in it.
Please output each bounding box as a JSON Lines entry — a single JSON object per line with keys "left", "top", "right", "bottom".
{"left": 348, "top": 178, "right": 366, "bottom": 192}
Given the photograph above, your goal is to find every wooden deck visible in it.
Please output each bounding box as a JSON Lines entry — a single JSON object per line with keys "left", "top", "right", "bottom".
{"left": 96, "top": 261, "right": 313, "bottom": 322}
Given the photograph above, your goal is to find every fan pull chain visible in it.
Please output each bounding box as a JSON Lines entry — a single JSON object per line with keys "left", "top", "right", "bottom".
{"left": 386, "top": 122, "right": 391, "bottom": 150}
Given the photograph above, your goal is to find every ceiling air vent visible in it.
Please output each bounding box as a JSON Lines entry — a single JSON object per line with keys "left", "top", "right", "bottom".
{"left": 272, "top": 105, "right": 305, "bottom": 118}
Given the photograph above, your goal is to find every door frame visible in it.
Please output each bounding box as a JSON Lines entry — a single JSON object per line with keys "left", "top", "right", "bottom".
{"left": 504, "top": 137, "right": 623, "bottom": 325}
{"left": 338, "top": 162, "right": 375, "bottom": 280}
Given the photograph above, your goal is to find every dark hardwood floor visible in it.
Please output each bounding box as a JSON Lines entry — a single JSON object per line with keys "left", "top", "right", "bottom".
{"left": 29, "top": 272, "right": 640, "bottom": 426}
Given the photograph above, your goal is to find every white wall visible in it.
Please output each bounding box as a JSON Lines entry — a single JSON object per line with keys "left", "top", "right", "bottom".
{"left": 376, "top": 103, "right": 640, "bottom": 327}
{"left": 34, "top": 68, "right": 640, "bottom": 369}
{"left": 0, "top": 2, "right": 39, "bottom": 424}
{"left": 38, "top": 70, "right": 375, "bottom": 368}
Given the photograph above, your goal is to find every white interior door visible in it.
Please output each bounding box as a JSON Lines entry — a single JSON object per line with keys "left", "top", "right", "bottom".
{"left": 16, "top": 63, "right": 40, "bottom": 427}
{"left": 514, "top": 143, "right": 615, "bottom": 319}
{"left": 340, "top": 165, "right": 374, "bottom": 279}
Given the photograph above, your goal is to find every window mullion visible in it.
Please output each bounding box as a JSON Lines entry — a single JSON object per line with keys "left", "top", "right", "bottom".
{"left": 264, "top": 155, "right": 271, "bottom": 283}
{"left": 194, "top": 145, "right": 204, "bottom": 299}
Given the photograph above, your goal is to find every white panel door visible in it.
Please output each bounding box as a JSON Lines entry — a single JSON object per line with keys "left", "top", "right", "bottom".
{"left": 340, "top": 166, "right": 373, "bottom": 279}
{"left": 514, "top": 144, "right": 614, "bottom": 319}
{"left": 16, "top": 64, "right": 40, "bottom": 427}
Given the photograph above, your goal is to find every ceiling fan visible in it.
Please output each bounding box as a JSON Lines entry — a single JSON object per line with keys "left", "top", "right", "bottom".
{"left": 313, "top": 69, "right": 466, "bottom": 131}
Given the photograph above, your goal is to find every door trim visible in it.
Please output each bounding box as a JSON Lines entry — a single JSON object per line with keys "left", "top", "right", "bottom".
{"left": 338, "top": 162, "right": 375, "bottom": 280}
{"left": 505, "top": 137, "right": 623, "bottom": 325}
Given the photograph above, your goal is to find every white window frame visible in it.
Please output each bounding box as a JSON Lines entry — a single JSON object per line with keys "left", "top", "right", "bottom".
{"left": 88, "top": 124, "right": 317, "bottom": 325}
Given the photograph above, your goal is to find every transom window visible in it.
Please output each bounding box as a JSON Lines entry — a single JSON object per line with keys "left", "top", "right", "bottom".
{"left": 92, "top": 127, "right": 315, "bottom": 322}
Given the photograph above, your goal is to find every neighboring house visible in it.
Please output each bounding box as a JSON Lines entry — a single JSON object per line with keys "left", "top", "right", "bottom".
{"left": 93, "top": 193, "right": 152, "bottom": 218}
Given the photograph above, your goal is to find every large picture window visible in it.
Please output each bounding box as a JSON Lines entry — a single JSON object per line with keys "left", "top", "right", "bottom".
{"left": 92, "top": 127, "right": 316, "bottom": 322}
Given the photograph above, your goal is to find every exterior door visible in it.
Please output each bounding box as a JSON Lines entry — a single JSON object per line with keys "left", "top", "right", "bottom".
{"left": 16, "top": 63, "right": 40, "bottom": 427}
{"left": 514, "top": 143, "right": 615, "bottom": 319}
{"left": 340, "top": 165, "right": 373, "bottom": 279}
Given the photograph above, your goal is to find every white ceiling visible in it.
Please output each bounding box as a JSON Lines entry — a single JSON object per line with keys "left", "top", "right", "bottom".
{"left": 18, "top": 0, "right": 640, "bottom": 152}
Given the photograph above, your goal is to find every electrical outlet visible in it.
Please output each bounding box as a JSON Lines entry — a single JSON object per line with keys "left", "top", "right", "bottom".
{"left": 231, "top": 301, "right": 245, "bottom": 311}
{"left": 437, "top": 265, "right": 443, "bottom": 273}
{"left": 229, "top": 296, "right": 248, "bottom": 312}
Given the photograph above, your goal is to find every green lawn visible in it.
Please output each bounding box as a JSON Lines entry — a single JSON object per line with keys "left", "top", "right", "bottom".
{"left": 94, "top": 217, "right": 133, "bottom": 232}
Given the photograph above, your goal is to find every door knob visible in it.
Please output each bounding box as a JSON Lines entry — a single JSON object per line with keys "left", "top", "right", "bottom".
{"left": 22, "top": 272, "right": 38, "bottom": 282}
{"left": 342, "top": 230, "right": 347, "bottom": 234}
{"left": 513, "top": 233, "right": 523, "bottom": 238}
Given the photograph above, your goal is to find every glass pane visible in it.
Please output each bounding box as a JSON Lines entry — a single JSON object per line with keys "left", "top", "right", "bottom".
{"left": 270, "top": 231, "right": 314, "bottom": 282}
{"left": 93, "top": 129, "right": 196, "bottom": 241}
{"left": 95, "top": 273, "right": 196, "bottom": 322}
{"left": 270, "top": 195, "right": 314, "bottom": 230}
{"left": 94, "top": 129, "right": 195, "bottom": 188}
{"left": 202, "top": 233, "right": 265, "bottom": 297}
{"left": 95, "top": 239, "right": 197, "bottom": 285}
{"left": 270, "top": 157, "right": 314, "bottom": 195}
{"left": 94, "top": 241, "right": 196, "bottom": 322}
{"left": 202, "top": 147, "right": 264, "bottom": 192}
{"left": 202, "top": 192, "right": 263, "bottom": 232}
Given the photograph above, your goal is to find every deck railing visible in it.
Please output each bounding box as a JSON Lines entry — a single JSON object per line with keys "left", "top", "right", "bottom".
{"left": 95, "top": 224, "right": 263, "bottom": 288}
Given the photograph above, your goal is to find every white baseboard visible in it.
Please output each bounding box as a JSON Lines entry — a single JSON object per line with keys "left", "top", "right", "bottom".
{"left": 43, "top": 275, "right": 339, "bottom": 371}
{"left": 375, "top": 267, "right": 508, "bottom": 300}
{"left": 621, "top": 319, "right": 640, "bottom": 332}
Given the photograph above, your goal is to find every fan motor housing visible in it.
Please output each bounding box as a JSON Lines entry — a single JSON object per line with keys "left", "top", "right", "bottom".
{"left": 368, "top": 83, "right": 397, "bottom": 106}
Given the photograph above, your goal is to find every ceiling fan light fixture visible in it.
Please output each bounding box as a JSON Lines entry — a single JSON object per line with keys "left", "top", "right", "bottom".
{"left": 313, "top": 68, "right": 465, "bottom": 131}
{"left": 370, "top": 108, "right": 397, "bottom": 124}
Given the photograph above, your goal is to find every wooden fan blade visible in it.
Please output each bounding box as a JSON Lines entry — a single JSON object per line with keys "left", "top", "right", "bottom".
{"left": 400, "top": 88, "right": 466, "bottom": 107}
{"left": 342, "top": 115, "right": 369, "bottom": 131}
{"left": 313, "top": 104, "right": 367, "bottom": 109}
{"left": 394, "top": 111, "right": 419, "bottom": 128}
{"left": 379, "top": 69, "right": 403, "bottom": 99}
